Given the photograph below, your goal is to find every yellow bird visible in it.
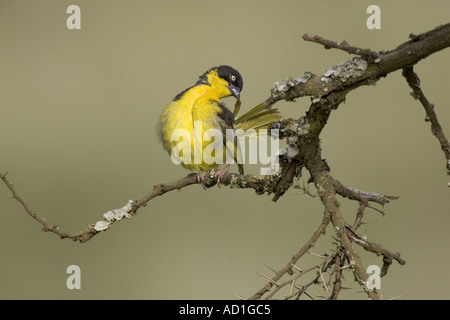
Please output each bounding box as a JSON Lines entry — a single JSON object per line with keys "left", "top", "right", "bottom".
{"left": 157, "top": 65, "right": 281, "bottom": 185}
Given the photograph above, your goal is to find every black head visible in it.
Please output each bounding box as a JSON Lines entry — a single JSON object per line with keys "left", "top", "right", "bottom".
{"left": 196, "top": 65, "right": 244, "bottom": 100}
{"left": 215, "top": 65, "right": 244, "bottom": 93}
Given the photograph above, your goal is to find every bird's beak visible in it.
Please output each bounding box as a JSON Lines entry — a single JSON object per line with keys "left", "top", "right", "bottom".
{"left": 228, "top": 85, "right": 241, "bottom": 101}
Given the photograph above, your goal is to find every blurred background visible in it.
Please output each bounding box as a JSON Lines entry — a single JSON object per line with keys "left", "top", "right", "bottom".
{"left": 0, "top": 0, "right": 449, "bottom": 299}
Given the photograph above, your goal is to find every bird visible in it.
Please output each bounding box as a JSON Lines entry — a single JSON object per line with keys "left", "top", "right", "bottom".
{"left": 157, "top": 65, "right": 281, "bottom": 186}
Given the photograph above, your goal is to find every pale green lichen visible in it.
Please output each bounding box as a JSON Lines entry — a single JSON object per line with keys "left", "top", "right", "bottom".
{"left": 229, "top": 174, "right": 239, "bottom": 189}
{"left": 273, "top": 72, "right": 313, "bottom": 94}
{"left": 103, "top": 200, "right": 133, "bottom": 222}
{"left": 278, "top": 144, "right": 299, "bottom": 160}
{"left": 94, "top": 200, "right": 134, "bottom": 231}
{"left": 321, "top": 57, "right": 368, "bottom": 83}
{"left": 94, "top": 220, "right": 110, "bottom": 231}
{"left": 290, "top": 117, "right": 310, "bottom": 136}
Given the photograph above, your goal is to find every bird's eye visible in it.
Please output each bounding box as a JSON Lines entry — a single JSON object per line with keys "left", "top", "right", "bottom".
{"left": 230, "top": 75, "right": 236, "bottom": 82}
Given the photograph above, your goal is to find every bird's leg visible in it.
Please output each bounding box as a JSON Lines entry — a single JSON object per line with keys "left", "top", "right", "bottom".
{"left": 197, "top": 170, "right": 208, "bottom": 189}
{"left": 197, "top": 165, "right": 230, "bottom": 188}
{"left": 214, "top": 164, "right": 230, "bottom": 186}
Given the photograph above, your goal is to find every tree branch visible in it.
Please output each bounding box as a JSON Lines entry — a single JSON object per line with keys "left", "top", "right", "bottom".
{"left": 248, "top": 212, "right": 331, "bottom": 300}
{"left": 264, "top": 249, "right": 339, "bottom": 300}
{"left": 244, "top": 24, "right": 450, "bottom": 299}
{"left": 263, "top": 23, "right": 450, "bottom": 109}
{"left": 345, "top": 226, "right": 406, "bottom": 277}
{"left": 0, "top": 171, "right": 285, "bottom": 243}
{"left": 402, "top": 66, "right": 450, "bottom": 175}
{"left": 302, "top": 33, "right": 380, "bottom": 60}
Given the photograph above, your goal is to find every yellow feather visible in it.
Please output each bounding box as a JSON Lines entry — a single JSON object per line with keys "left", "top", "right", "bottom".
{"left": 236, "top": 103, "right": 282, "bottom": 131}
{"left": 158, "top": 85, "right": 225, "bottom": 172}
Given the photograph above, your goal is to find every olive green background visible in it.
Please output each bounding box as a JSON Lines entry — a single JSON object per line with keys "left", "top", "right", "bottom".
{"left": 1, "top": 0, "right": 449, "bottom": 300}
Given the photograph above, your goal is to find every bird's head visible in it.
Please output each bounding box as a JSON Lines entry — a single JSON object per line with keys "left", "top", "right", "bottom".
{"left": 198, "top": 65, "right": 243, "bottom": 101}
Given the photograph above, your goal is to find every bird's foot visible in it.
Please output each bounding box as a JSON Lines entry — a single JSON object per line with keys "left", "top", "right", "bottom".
{"left": 214, "top": 165, "right": 230, "bottom": 186}
{"left": 197, "top": 170, "right": 209, "bottom": 189}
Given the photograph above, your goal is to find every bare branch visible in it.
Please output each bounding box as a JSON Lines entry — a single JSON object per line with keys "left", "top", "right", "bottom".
{"left": 346, "top": 227, "right": 406, "bottom": 277}
{"left": 0, "top": 171, "right": 281, "bottom": 243}
{"left": 263, "top": 23, "right": 450, "bottom": 109}
{"left": 329, "top": 253, "right": 343, "bottom": 300}
{"left": 302, "top": 33, "right": 380, "bottom": 60}
{"left": 333, "top": 179, "right": 399, "bottom": 206}
{"left": 403, "top": 66, "right": 450, "bottom": 175}
{"left": 0, "top": 172, "right": 97, "bottom": 242}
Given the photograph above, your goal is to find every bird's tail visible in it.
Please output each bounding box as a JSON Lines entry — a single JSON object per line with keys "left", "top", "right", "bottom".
{"left": 234, "top": 102, "right": 282, "bottom": 131}
{"left": 230, "top": 101, "right": 282, "bottom": 175}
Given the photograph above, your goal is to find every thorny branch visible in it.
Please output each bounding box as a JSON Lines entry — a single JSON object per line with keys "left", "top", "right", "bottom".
{"left": 2, "top": 23, "right": 450, "bottom": 300}
{"left": 249, "top": 212, "right": 331, "bottom": 300}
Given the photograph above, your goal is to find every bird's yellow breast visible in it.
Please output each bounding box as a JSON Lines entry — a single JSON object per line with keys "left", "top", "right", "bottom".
{"left": 158, "top": 85, "right": 225, "bottom": 172}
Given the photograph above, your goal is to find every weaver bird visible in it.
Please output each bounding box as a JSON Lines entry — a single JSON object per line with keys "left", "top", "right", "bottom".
{"left": 157, "top": 65, "right": 281, "bottom": 185}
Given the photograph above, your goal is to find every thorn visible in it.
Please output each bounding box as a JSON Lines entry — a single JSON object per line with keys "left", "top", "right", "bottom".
{"left": 256, "top": 272, "right": 279, "bottom": 286}
{"left": 263, "top": 263, "right": 278, "bottom": 274}
{"left": 318, "top": 268, "right": 329, "bottom": 293}
{"left": 308, "top": 251, "right": 328, "bottom": 259}
{"left": 367, "top": 204, "right": 386, "bottom": 216}
{"left": 304, "top": 291, "right": 314, "bottom": 300}
{"left": 289, "top": 280, "right": 296, "bottom": 297}
{"left": 291, "top": 264, "right": 303, "bottom": 272}
{"left": 232, "top": 294, "right": 246, "bottom": 300}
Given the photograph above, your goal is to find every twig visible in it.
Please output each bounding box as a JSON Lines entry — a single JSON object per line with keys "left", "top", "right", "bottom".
{"left": 0, "top": 172, "right": 96, "bottom": 242}
{"left": 263, "top": 23, "right": 450, "bottom": 109}
{"left": 293, "top": 180, "right": 318, "bottom": 198}
{"left": 346, "top": 227, "right": 406, "bottom": 276}
{"left": 0, "top": 171, "right": 281, "bottom": 243}
{"left": 302, "top": 33, "right": 380, "bottom": 60}
{"left": 333, "top": 179, "right": 399, "bottom": 206}
{"left": 293, "top": 277, "right": 318, "bottom": 300}
{"left": 329, "top": 253, "right": 343, "bottom": 300}
{"left": 403, "top": 66, "right": 450, "bottom": 175}
{"left": 353, "top": 202, "right": 366, "bottom": 230}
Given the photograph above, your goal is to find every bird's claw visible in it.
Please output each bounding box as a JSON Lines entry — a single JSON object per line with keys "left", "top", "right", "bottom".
{"left": 214, "top": 165, "right": 230, "bottom": 186}
{"left": 197, "top": 171, "right": 208, "bottom": 190}
{"left": 197, "top": 166, "right": 230, "bottom": 189}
